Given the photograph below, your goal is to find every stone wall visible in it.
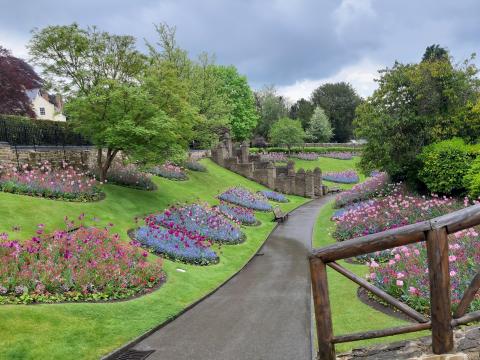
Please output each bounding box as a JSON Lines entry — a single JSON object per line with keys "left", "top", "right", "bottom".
{"left": 211, "top": 135, "right": 326, "bottom": 198}
{"left": 0, "top": 142, "right": 96, "bottom": 169}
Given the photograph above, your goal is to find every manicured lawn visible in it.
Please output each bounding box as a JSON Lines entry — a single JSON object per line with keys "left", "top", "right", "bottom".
{"left": 291, "top": 156, "right": 365, "bottom": 189}
{"left": 312, "top": 201, "right": 429, "bottom": 353}
{"left": 0, "top": 159, "right": 307, "bottom": 360}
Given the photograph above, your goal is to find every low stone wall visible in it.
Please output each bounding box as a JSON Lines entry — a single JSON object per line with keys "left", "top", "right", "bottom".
{"left": 0, "top": 142, "right": 96, "bottom": 169}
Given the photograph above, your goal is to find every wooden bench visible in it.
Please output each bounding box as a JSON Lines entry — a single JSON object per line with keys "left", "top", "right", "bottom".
{"left": 273, "top": 206, "right": 288, "bottom": 222}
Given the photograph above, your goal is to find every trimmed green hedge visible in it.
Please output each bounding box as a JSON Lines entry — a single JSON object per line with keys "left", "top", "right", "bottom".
{"left": 250, "top": 146, "right": 361, "bottom": 154}
{"left": 464, "top": 157, "right": 480, "bottom": 199}
{"left": 0, "top": 114, "right": 90, "bottom": 146}
{"left": 419, "top": 138, "right": 480, "bottom": 195}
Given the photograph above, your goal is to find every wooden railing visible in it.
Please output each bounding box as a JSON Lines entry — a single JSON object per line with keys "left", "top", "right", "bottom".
{"left": 309, "top": 204, "right": 480, "bottom": 360}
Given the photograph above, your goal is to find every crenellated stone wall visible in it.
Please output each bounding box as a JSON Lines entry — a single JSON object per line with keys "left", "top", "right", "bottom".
{"left": 211, "top": 135, "right": 326, "bottom": 198}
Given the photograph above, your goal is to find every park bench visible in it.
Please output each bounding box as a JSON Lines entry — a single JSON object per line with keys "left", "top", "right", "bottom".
{"left": 273, "top": 206, "right": 288, "bottom": 222}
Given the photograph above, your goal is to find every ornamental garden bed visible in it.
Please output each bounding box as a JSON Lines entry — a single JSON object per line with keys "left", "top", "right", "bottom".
{"left": 259, "top": 190, "right": 289, "bottom": 203}
{"left": 0, "top": 162, "right": 103, "bottom": 202}
{"left": 103, "top": 163, "right": 157, "bottom": 191}
{"left": 319, "top": 152, "right": 354, "bottom": 160}
{"left": 323, "top": 170, "right": 360, "bottom": 184}
{"left": 0, "top": 224, "right": 165, "bottom": 304}
{"left": 151, "top": 162, "right": 188, "bottom": 181}
{"left": 217, "top": 203, "right": 260, "bottom": 226}
{"left": 219, "top": 187, "right": 273, "bottom": 211}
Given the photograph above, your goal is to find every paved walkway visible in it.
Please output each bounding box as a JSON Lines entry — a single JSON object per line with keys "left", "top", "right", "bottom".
{"left": 130, "top": 196, "right": 332, "bottom": 360}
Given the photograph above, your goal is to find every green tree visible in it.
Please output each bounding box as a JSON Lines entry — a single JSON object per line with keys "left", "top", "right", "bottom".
{"left": 29, "top": 23, "right": 145, "bottom": 96}
{"left": 255, "top": 86, "right": 288, "bottom": 138}
{"left": 355, "top": 50, "right": 480, "bottom": 182}
{"left": 422, "top": 44, "right": 449, "bottom": 62}
{"left": 269, "top": 118, "right": 305, "bottom": 151}
{"left": 215, "top": 65, "right": 259, "bottom": 141}
{"left": 66, "top": 80, "right": 185, "bottom": 181}
{"left": 306, "top": 107, "right": 333, "bottom": 142}
{"left": 289, "top": 98, "right": 314, "bottom": 129}
{"left": 311, "top": 82, "right": 362, "bottom": 142}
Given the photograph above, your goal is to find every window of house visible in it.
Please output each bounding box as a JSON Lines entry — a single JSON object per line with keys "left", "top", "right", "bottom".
{"left": 39, "top": 107, "right": 45, "bottom": 116}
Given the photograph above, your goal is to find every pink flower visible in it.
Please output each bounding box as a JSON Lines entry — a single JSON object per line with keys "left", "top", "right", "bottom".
{"left": 396, "top": 280, "right": 404, "bottom": 286}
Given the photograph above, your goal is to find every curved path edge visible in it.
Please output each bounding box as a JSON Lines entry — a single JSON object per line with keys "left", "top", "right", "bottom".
{"left": 102, "top": 199, "right": 313, "bottom": 360}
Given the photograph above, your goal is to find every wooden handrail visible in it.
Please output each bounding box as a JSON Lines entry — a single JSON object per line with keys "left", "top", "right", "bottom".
{"left": 310, "top": 203, "right": 480, "bottom": 360}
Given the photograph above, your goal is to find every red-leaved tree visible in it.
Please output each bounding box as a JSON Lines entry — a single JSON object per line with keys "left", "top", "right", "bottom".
{"left": 0, "top": 46, "right": 42, "bottom": 117}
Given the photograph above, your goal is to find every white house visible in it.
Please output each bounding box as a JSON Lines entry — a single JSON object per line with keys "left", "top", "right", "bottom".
{"left": 26, "top": 89, "right": 66, "bottom": 122}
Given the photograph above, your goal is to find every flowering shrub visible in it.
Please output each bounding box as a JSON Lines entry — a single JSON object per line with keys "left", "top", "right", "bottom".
{"left": 105, "top": 163, "right": 156, "bottom": 190}
{"left": 333, "top": 185, "right": 462, "bottom": 243}
{"left": 151, "top": 203, "right": 245, "bottom": 244}
{"left": 260, "top": 190, "right": 288, "bottom": 203}
{"left": 151, "top": 162, "right": 187, "bottom": 181}
{"left": 368, "top": 228, "right": 480, "bottom": 314}
{"left": 0, "top": 162, "right": 101, "bottom": 201}
{"left": 320, "top": 152, "right": 353, "bottom": 160}
{"left": 218, "top": 203, "right": 258, "bottom": 225}
{"left": 0, "top": 225, "right": 164, "bottom": 304}
{"left": 135, "top": 225, "right": 218, "bottom": 265}
{"left": 184, "top": 161, "right": 207, "bottom": 172}
{"left": 334, "top": 172, "right": 389, "bottom": 208}
{"left": 291, "top": 152, "right": 319, "bottom": 161}
{"left": 259, "top": 152, "right": 288, "bottom": 162}
{"left": 323, "top": 170, "right": 359, "bottom": 184}
{"left": 219, "top": 187, "right": 272, "bottom": 211}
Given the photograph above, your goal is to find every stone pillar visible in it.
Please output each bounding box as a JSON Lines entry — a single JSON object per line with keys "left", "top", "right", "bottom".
{"left": 306, "top": 170, "right": 314, "bottom": 198}
{"left": 314, "top": 167, "right": 323, "bottom": 197}
{"left": 287, "top": 160, "right": 295, "bottom": 176}
{"left": 240, "top": 141, "right": 249, "bottom": 164}
{"left": 224, "top": 133, "right": 233, "bottom": 158}
{"left": 266, "top": 161, "right": 276, "bottom": 189}
{"left": 295, "top": 168, "right": 306, "bottom": 197}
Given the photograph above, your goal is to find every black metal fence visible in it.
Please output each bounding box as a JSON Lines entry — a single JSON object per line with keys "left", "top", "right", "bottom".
{"left": 0, "top": 116, "right": 91, "bottom": 148}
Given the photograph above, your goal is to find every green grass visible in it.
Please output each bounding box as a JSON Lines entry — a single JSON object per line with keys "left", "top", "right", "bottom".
{"left": 0, "top": 159, "right": 308, "bottom": 360}
{"left": 312, "top": 200, "right": 429, "bottom": 353}
{"left": 290, "top": 156, "right": 365, "bottom": 189}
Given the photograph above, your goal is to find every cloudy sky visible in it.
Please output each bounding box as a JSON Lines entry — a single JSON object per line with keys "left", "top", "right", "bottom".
{"left": 1, "top": 0, "right": 479, "bottom": 101}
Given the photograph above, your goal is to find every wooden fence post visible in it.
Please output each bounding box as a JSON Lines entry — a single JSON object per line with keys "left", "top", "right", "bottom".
{"left": 426, "top": 227, "right": 454, "bottom": 354}
{"left": 309, "top": 256, "right": 335, "bottom": 360}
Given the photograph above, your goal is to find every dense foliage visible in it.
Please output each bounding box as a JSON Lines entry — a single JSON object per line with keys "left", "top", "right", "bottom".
{"left": 0, "top": 225, "right": 164, "bottom": 304}
{"left": 311, "top": 82, "right": 361, "bottom": 142}
{"left": 268, "top": 118, "right": 305, "bottom": 151}
{"left": 306, "top": 107, "right": 333, "bottom": 142}
{"left": 418, "top": 138, "right": 477, "bottom": 194}
{"left": 289, "top": 98, "right": 314, "bottom": 130}
{"left": 355, "top": 48, "right": 480, "bottom": 182}
{"left": 0, "top": 46, "right": 42, "bottom": 117}
{"left": 0, "top": 162, "right": 101, "bottom": 201}
{"left": 464, "top": 157, "right": 480, "bottom": 199}
{"left": 254, "top": 86, "right": 289, "bottom": 138}
{"left": 219, "top": 187, "right": 272, "bottom": 211}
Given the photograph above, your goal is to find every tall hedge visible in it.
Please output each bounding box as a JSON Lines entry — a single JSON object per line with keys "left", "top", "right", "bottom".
{"left": 418, "top": 138, "right": 479, "bottom": 194}
{"left": 464, "top": 157, "right": 480, "bottom": 199}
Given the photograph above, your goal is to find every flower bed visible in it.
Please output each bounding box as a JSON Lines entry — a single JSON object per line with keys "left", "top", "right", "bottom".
{"left": 323, "top": 170, "right": 359, "bottom": 184}
{"left": 260, "top": 190, "right": 288, "bottom": 203}
{"left": 0, "top": 225, "right": 164, "bottom": 304}
{"left": 291, "top": 152, "right": 319, "bottom": 161}
{"left": 135, "top": 225, "right": 218, "bottom": 265}
{"left": 218, "top": 187, "right": 272, "bottom": 211}
{"left": 151, "top": 162, "right": 187, "bottom": 181}
{"left": 184, "top": 161, "right": 207, "bottom": 172}
{"left": 320, "top": 152, "right": 353, "bottom": 160}
{"left": 105, "top": 163, "right": 156, "bottom": 190}
{"left": 333, "top": 185, "right": 462, "bottom": 243}
{"left": 0, "top": 162, "right": 101, "bottom": 201}
{"left": 368, "top": 228, "right": 480, "bottom": 314}
{"left": 334, "top": 172, "right": 389, "bottom": 208}
{"left": 259, "top": 152, "right": 288, "bottom": 162}
{"left": 151, "top": 203, "right": 245, "bottom": 244}
{"left": 218, "top": 203, "right": 258, "bottom": 225}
